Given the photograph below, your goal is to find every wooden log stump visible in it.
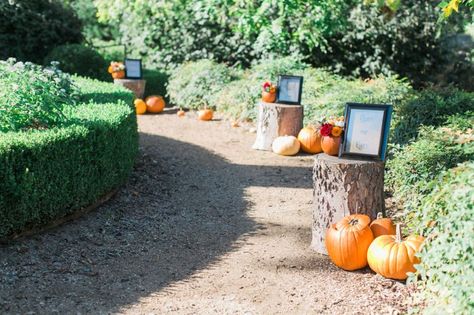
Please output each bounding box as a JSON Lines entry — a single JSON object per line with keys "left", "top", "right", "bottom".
{"left": 252, "top": 101, "right": 303, "bottom": 151}
{"left": 114, "top": 79, "right": 146, "bottom": 99}
{"left": 311, "top": 154, "right": 385, "bottom": 255}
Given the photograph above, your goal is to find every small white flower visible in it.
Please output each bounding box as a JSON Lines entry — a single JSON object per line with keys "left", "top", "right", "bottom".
{"left": 335, "top": 121, "right": 345, "bottom": 127}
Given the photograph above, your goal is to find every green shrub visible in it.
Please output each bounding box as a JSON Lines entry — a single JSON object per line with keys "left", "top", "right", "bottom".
{"left": 410, "top": 162, "right": 474, "bottom": 314}
{"left": 44, "top": 44, "right": 109, "bottom": 81}
{"left": 72, "top": 75, "right": 134, "bottom": 105}
{"left": 386, "top": 124, "right": 474, "bottom": 230}
{"left": 143, "top": 69, "right": 169, "bottom": 101}
{"left": 0, "top": 59, "right": 77, "bottom": 132}
{"left": 0, "top": 77, "right": 137, "bottom": 239}
{"left": 0, "top": 0, "right": 83, "bottom": 64}
{"left": 167, "top": 60, "right": 236, "bottom": 109}
{"left": 391, "top": 89, "right": 474, "bottom": 145}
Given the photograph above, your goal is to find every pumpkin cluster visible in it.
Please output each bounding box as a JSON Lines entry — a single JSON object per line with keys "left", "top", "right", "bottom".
{"left": 134, "top": 96, "right": 166, "bottom": 115}
{"left": 325, "top": 213, "right": 424, "bottom": 280}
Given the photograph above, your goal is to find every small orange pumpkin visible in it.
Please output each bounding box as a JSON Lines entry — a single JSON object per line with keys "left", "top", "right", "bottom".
{"left": 231, "top": 121, "right": 240, "bottom": 128}
{"left": 326, "top": 214, "right": 374, "bottom": 271}
{"left": 367, "top": 224, "right": 424, "bottom": 280}
{"left": 198, "top": 109, "right": 213, "bottom": 121}
{"left": 261, "top": 91, "right": 276, "bottom": 103}
{"left": 112, "top": 70, "right": 125, "bottom": 79}
{"left": 298, "top": 126, "right": 322, "bottom": 154}
{"left": 134, "top": 99, "right": 147, "bottom": 115}
{"left": 370, "top": 212, "right": 396, "bottom": 238}
{"left": 321, "top": 135, "right": 341, "bottom": 156}
{"left": 145, "top": 96, "right": 165, "bottom": 113}
{"left": 177, "top": 109, "right": 185, "bottom": 117}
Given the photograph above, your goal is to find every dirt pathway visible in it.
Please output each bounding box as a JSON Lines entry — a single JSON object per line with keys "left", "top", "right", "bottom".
{"left": 0, "top": 110, "right": 411, "bottom": 314}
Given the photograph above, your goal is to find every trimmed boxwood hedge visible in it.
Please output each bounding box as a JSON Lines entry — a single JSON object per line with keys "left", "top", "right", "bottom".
{"left": 0, "top": 79, "right": 138, "bottom": 239}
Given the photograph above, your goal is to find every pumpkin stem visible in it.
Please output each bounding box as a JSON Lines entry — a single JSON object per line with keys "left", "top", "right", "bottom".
{"left": 396, "top": 223, "right": 402, "bottom": 243}
{"left": 376, "top": 212, "right": 383, "bottom": 219}
{"left": 349, "top": 218, "right": 359, "bottom": 226}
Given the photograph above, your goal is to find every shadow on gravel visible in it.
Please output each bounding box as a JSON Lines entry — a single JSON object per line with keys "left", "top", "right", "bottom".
{"left": 0, "top": 132, "right": 312, "bottom": 313}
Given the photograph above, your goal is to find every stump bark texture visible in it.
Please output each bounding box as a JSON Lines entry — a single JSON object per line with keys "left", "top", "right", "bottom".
{"left": 114, "top": 79, "right": 146, "bottom": 99}
{"left": 311, "top": 154, "right": 385, "bottom": 255}
{"left": 252, "top": 101, "right": 303, "bottom": 151}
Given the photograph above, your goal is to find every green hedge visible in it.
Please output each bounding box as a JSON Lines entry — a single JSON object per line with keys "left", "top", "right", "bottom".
{"left": 73, "top": 75, "right": 134, "bottom": 105}
{"left": 410, "top": 162, "right": 474, "bottom": 314}
{"left": 0, "top": 78, "right": 138, "bottom": 239}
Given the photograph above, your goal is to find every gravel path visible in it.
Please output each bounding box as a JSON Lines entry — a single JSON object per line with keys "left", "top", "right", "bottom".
{"left": 0, "top": 110, "right": 412, "bottom": 314}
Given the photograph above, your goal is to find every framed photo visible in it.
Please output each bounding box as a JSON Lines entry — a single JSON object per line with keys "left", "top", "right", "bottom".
{"left": 339, "top": 103, "right": 393, "bottom": 161}
{"left": 276, "top": 75, "right": 303, "bottom": 105}
{"left": 124, "top": 58, "right": 142, "bottom": 79}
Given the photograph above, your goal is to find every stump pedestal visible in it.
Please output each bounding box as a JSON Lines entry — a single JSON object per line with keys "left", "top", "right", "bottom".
{"left": 114, "top": 79, "right": 146, "bottom": 99}
{"left": 252, "top": 101, "right": 303, "bottom": 151}
{"left": 311, "top": 154, "right": 385, "bottom": 255}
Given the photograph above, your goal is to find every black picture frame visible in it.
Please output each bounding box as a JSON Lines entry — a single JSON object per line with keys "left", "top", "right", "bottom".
{"left": 124, "top": 58, "right": 142, "bottom": 79}
{"left": 339, "top": 103, "right": 393, "bottom": 161}
{"left": 276, "top": 75, "right": 303, "bottom": 105}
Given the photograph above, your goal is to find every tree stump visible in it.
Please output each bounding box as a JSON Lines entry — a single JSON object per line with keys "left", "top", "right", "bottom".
{"left": 252, "top": 101, "right": 303, "bottom": 151}
{"left": 311, "top": 154, "right": 385, "bottom": 255}
{"left": 114, "top": 79, "right": 146, "bottom": 99}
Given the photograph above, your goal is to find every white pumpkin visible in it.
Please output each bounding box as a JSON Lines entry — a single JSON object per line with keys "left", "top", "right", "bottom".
{"left": 272, "top": 135, "right": 300, "bottom": 156}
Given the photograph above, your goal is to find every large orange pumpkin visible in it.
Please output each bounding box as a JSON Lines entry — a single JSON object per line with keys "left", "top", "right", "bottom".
{"left": 326, "top": 214, "right": 374, "bottom": 271}
{"left": 134, "top": 99, "right": 147, "bottom": 115}
{"left": 112, "top": 70, "right": 125, "bottom": 79}
{"left": 198, "top": 109, "right": 213, "bottom": 121}
{"left": 145, "top": 96, "right": 165, "bottom": 113}
{"left": 370, "top": 212, "right": 396, "bottom": 238}
{"left": 321, "top": 136, "right": 341, "bottom": 156}
{"left": 298, "top": 126, "right": 322, "bottom": 154}
{"left": 261, "top": 91, "right": 276, "bottom": 103}
{"left": 367, "top": 224, "right": 424, "bottom": 280}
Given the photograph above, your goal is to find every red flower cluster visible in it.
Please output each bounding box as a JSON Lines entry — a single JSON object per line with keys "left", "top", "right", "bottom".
{"left": 320, "top": 123, "right": 333, "bottom": 137}
{"left": 263, "top": 81, "right": 271, "bottom": 90}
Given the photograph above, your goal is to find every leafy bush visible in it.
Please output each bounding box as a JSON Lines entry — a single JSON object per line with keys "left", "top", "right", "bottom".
{"left": 44, "top": 44, "right": 109, "bottom": 81}
{"left": 212, "top": 58, "right": 412, "bottom": 123}
{"left": 73, "top": 75, "right": 134, "bottom": 105}
{"left": 0, "top": 59, "right": 77, "bottom": 132}
{"left": 143, "top": 69, "right": 169, "bottom": 101}
{"left": 391, "top": 89, "right": 474, "bottom": 145}
{"left": 0, "top": 76, "right": 138, "bottom": 239}
{"left": 167, "top": 60, "right": 236, "bottom": 109}
{"left": 386, "top": 124, "right": 474, "bottom": 229}
{"left": 0, "top": 0, "right": 83, "bottom": 64}
{"left": 410, "top": 162, "right": 474, "bottom": 314}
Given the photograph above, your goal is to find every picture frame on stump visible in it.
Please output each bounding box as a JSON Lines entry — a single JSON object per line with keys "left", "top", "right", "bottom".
{"left": 276, "top": 75, "right": 303, "bottom": 105}
{"left": 124, "top": 58, "right": 143, "bottom": 79}
{"left": 339, "top": 103, "right": 392, "bottom": 161}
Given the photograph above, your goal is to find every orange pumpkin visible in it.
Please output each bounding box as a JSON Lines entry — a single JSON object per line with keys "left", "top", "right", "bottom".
{"left": 112, "top": 70, "right": 125, "bottom": 79}
{"left": 134, "top": 99, "right": 147, "bottom": 115}
{"left": 198, "top": 109, "right": 213, "bottom": 121}
{"left": 231, "top": 121, "right": 240, "bottom": 128}
{"left": 367, "top": 224, "right": 424, "bottom": 280}
{"left": 261, "top": 91, "right": 276, "bottom": 103}
{"left": 177, "top": 109, "right": 185, "bottom": 117}
{"left": 370, "top": 212, "right": 396, "bottom": 238}
{"left": 145, "top": 96, "right": 165, "bottom": 113}
{"left": 326, "top": 214, "right": 374, "bottom": 271}
{"left": 321, "top": 136, "right": 341, "bottom": 156}
{"left": 298, "top": 126, "right": 322, "bottom": 154}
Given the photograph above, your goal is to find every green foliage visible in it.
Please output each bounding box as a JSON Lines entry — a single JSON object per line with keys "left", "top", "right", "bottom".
{"left": 410, "top": 162, "right": 474, "bottom": 314}
{"left": 386, "top": 124, "right": 474, "bottom": 230}
{"left": 0, "top": 0, "right": 83, "bottom": 64}
{"left": 391, "top": 88, "right": 474, "bottom": 145}
{"left": 167, "top": 60, "right": 236, "bottom": 109}
{"left": 143, "top": 69, "right": 170, "bottom": 100}
{"left": 0, "top": 76, "right": 138, "bottom": 239}
{"left": 0, "top": 59, "right": 77, "bottom": 132}
{"left": 72, "top": 75, "right": 134, "bottom": 105}
{"left": 44, "top": 44, "right": 109, "bottom": 81}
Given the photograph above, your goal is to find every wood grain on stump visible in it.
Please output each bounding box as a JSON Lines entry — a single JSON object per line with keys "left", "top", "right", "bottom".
{"left": 114, "top": 79, "right": 146, "bottom": 99}
{"left": 311, "top": 154, "right": 385, "bottom": 255}
{"left": 252, "top": 101, "right": 303, "bottom": 151}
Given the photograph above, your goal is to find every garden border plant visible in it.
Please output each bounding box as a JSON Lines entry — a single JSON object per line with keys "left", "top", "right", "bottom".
{"left": 0, "top": 66, "right": 138, "bottom": 239}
